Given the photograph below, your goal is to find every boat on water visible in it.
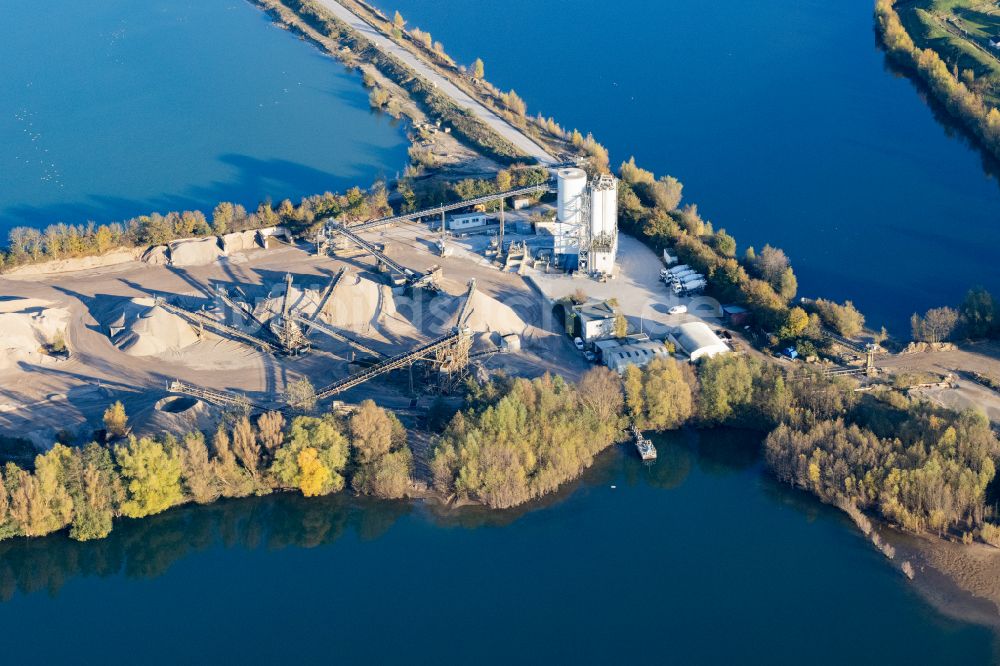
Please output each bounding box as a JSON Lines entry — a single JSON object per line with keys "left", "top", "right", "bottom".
{"left": 630, "top": 424, "right": 657, "bottom": 461}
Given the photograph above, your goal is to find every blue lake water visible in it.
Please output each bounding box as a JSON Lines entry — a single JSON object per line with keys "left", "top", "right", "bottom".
{"left": 378, "top": 0, "right": 1000, "bottom": 335}
{"left": 0, "top": 0, "right": 408, "bottom": 232}
{"left": 0, "top": 431, "right": 994, "bottom": 664}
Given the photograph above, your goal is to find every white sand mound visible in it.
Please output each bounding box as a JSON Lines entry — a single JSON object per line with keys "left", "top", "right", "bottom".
{"left": 221, "top": 230, "right": 260, "bottom": 253}
{"left": 115, "top": 300, "right": 200, "bottom": 356}
{"left": 0, "top": 299, "right": 70, "bottom": 371}
{"left": 169, "top": 237, "right": 224, "bottom": 267}
{"left": 141, "top": 245, "right": 169, "bottom": 265}
{"left": 436, "top": 283, "right": 527, "bottom": 336}
{"left": 132, "top": 396, "right": 221, "bottom": 438}
{"left": 320, "top": 274, "right": 386, "bottom": 329}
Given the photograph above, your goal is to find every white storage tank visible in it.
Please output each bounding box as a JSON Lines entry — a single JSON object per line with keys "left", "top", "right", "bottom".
{"left": 556, "top": 168, "right": 587, "bottom": 260}
{"left": 557, "top": 168, "right": 587, "bottom": 225}
{"left": 589, "top": 174, "right": 618, "bottom": 275}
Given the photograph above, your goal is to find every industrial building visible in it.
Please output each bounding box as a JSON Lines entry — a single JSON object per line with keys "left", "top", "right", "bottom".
{"left": 572, "top": 301, "right": 619, "bottom": 342}
{"left": 670, "top": 322, "right": 730, "bottom": 362}
{"left": 447, "top": 212, "right": 489, "bottom": 231}
{"left": 554, "top": 167, "right": 619, "bottom": 275}
{"left": 602, "top": 339, "right": 671, "bottom": 373}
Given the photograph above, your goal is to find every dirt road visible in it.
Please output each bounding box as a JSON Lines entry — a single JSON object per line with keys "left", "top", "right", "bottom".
{"left": 313, "top": 0, "right": 557, "bottom": 165}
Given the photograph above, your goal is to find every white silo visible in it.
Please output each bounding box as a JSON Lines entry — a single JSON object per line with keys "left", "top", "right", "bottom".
{"left": 589, "top": 174, "right": 618, "bottom": 275}
{"left": 556, "top": 167, "right": 587, "bottom": 262}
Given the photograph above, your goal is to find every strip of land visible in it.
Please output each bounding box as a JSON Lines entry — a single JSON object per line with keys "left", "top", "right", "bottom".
{"left": 313, "top": 0, "right": 557, "bottom": 165}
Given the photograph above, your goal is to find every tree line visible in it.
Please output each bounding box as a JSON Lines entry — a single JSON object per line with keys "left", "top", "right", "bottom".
{"left": 910, "top": 287, "right": 999, "bottom": 343}
{"left": 0, "top": 183, "right": 393, "bottom": 273}
{"left": 0, "top": 400, "right": 412, "bottom": 543}
{"left": 876, "top": 0, "right": 1000, "bottom": 163}
{"left": 427, "top": 349, "right": 1000, "bottom": 542}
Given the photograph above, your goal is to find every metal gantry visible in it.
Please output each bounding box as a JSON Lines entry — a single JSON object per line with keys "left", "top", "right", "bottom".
{"left": 337, "top": 183, "right": 551, "bottom": 234}
{"left": 287, "top": 312, "right": 383, "bottom": 359}
{"left": 304, "top": 267, "right": 347, "bottom": 334}
{"left": 167, "top": 380, "right": 252, "bottom": 410}
{"left": 327, "top": 223, "right": 441, "bottom": 290}
{"left": 155, "top": 299, "right": 280, "bottom": 354}
{"left": 300, "top": 279, "right": 481, "bottom": 406}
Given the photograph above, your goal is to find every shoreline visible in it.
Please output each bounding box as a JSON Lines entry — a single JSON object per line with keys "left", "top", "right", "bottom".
{"left": 884, "top": 527, "right": 1000, "bottom": 630}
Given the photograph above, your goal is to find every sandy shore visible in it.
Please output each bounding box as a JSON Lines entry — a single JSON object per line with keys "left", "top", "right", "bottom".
{"left": 885, "top": 528, "right": 1000, "bottom": 630}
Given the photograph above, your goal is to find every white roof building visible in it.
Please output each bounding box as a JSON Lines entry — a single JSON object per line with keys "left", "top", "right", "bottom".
{"left": 671, "top": 322, "right": 730, "bottom": 362}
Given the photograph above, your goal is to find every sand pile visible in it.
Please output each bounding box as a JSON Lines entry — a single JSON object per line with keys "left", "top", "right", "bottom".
{"left": 437, "top": 285, "right": 527, "bottom": 336}
{"left": 169, "top": 237, "right": 224, "bottom": 267}
{"left": 0, "top": 298, "right": 70, "bottom": 371}
{"left": 257, "top": 283, "right": 312, "bottom": 322}
{"left": 132, "top": 396, "right": 220, "bottom": 438}
{"left": 114, "top": 299, "right": 200, "bottom": 356}
{"left": 318, "top": 274, "right": 388, "bottom": 330}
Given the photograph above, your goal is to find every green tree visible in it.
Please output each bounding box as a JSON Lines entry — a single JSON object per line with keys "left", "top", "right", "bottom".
{"left": 115, "top": 437, "right": 183, "bottom": 519}
{"left": 960, "top": 287, "right": 997, "bottom": 339}
{"left": 271, "top": 416, "right": 349, "bottom": 496}
{"left": 65, "top": 443, "right": 118, "bottom": 541}
{"left": 778, "top": 267, "right": 798, "bottom": 301}
{"left": 698, "top": 355, "right": 754, "bottom": 424}
{"left": 642, "top": 358, "right": 695, "bottom": 431}
{"left": 712, "top": 229, "right": 736, "bottom": 257}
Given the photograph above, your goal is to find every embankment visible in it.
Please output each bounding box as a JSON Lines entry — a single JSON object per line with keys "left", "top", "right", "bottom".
{"left": 875, "top": 0, "right": 1000, "bottom": 162}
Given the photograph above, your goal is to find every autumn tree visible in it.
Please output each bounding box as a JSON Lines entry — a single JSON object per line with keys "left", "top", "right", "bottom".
{"left": 286, "top": 377, "right": 317, "bottom": 413}
{"left": 472, "top": 57, "right": 485, "bottom": 80}
{"left": 211, "top": 426, "right": 255, "bottom": 498}
{"left": 641, "top": 358, "right": 695, "bottom": 431}
{"left": 698, "top": 354, "right": 754, "bottom": 424}
{"left": 622, "top": 365, "right": 645, "bottom": 422}
{"left": 257, "top": 411, "right": 286, "bottom": 461}
{"left": 349, "top": 401, "right": 411, "bottom": 497}
{"left": 103, "top": 401, "right": 128, "bottom": 439}
{"left": 577, "top": 366, "right": 625, "bottom": 427}
{"left": 271, "top": 416, "right": 349, "bottom": 497}
{"left": 813, "top": 299, "right": 865, "bottom": 338}
{"left": 911, "top": 307, "right": 958, "bottom": 343}
{"left": 180, "top": 432, "right": 220, "bottom": 504}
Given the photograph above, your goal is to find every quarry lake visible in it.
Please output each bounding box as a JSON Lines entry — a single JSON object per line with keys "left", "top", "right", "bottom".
{"left": 2, "top": 1, "right": 1000, "bottom": 661}
{"left": 0, "top": 431, "right": 994, "bottom": 664}
{"left": 0, "top": 0, "right": 409, "bottom": 233}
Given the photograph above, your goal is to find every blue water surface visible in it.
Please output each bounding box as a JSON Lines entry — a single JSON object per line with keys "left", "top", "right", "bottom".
{"left": 0, "top": 0, "right": 409, "bottom": 232}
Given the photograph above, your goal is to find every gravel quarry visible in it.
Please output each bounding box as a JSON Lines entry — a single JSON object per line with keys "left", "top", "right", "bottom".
{"left": 0, "top": 227, "right": 580, "bottom": 444}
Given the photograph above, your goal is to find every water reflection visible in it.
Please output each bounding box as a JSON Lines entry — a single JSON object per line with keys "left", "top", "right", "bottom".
{"left": 877, "top": 43, "right": 1000, "bottom": 189}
